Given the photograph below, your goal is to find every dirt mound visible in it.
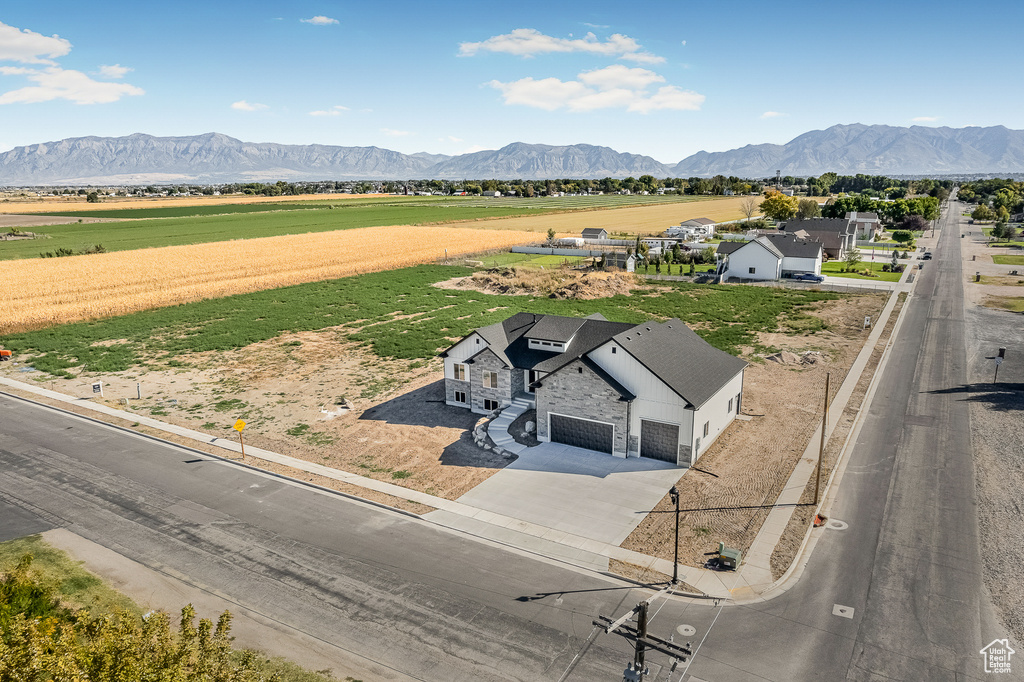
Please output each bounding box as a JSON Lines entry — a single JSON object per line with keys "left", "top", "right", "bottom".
{"left": 765, "top": 350, "right": 826, "bottom": 365}
{"left": 435, "top": 267, "right": 642, "bottom": 300}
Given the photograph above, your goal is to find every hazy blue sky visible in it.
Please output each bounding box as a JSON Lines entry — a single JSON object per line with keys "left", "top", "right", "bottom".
{"left": 1, "top": 1, "right": 1020, "bottom": 163}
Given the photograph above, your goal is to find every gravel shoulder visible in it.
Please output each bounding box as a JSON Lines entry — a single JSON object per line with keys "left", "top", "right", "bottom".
{"left": 961, "top": 217, "right": 1024, "bottom": 645}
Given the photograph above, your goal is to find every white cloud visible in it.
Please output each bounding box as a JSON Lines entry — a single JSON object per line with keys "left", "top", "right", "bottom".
{"left": 760, "top": 111, "right": 786, "bottom": 119}
{"left": 488, "top": 65, "right": 703, "bottom": 114}
{"left": 583, "top": 23, "right": 610, "bottom": 29}
{"left": 912, "top": 116, "right": 938, "bottom": 122}
{"left": 0, "top": 22, "right": 142, "bottom": 106}
{"left": 97, "top": 64, "right": 131, "bottom": 79}
{"left": 0, "top": 66, "right": 143, "bottom": 104}
{"left": 680, "top": 40, "right": 687, "bottom": 46}
{"left": 381, "top": 128, "right": 412, "bottom": 136}
{"left": 627, "top": 86, "right": 704, "bottom": 113}
{"left": 0, "top": 21, "right": 71, "bottom": 64}
{"left": 309, "top": 105, "right": 349, "bottom": 116}
{"left": 459, "top": 28, "right": 664, "bottom": 64}
{"left": 462, "top": 144, "right": 487, "bottom": 154}
{"left": 301, "top": 16, "right": 339, "bottom": 25}
{"left": 578, "top": 64, "right": 664, "bottom": 90}
{"left": 231, "top": 100, "right": 268, "bottom": 111}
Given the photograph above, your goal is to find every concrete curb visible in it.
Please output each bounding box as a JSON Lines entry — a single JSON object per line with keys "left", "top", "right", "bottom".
{"left": 0, "top": 389, "right": 423, "bottom": 522}
{"left": 755, "top": 284, "right": 915, "bottom": 601}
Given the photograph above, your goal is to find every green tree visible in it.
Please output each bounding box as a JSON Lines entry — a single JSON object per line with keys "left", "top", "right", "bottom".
{"left": 796, "top": 198, "right": 820, "bottom": 220}
{"left": 86, "top": 192, "right": 100, "bottom": 203}
{"left": 546, "top": 227, "right": 556, "bottom": 244}
{"left": 891, "top": 229, "right": 914, "bottom": 245}
{"left": 972, "top": 205, "right": 995, "bottom": 222}
{"left": 844, "top": 246, "right": 862, "bottom": 272}
{"left": 759, "top": 190, "right": 798, "bottom": 221}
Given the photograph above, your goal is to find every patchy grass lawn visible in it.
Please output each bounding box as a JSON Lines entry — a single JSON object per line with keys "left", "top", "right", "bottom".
{"left": 2, "top": 264, "right": 846, "bottom": 376}
{"left": 984, "top": 295, "right": 1024, "bottom": 313}
{"left": 993, "top": 254, "right": 1024, "bottom": 266}
{"left": 821, "top": 260, "right": 903, "bottom": 282}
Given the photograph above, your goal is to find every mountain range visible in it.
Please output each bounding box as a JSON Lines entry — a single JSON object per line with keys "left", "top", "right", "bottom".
{"left": 1, "top": 124, "right": 1023, "bottom": 185}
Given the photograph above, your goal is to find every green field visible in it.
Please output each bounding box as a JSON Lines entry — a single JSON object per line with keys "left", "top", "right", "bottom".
{"left": 1, "top": 264, "right": 843, "bottom": 376}
{"left": 24, "top": 192, "right": 708, "bottom": 220}
{"left": 0, "top": 203, "right": 544, "bottom": 260}
{"left": 993, "top": 255, "right": 1024, "bottom": 265}
{"left": 472, "top": 252, "right": 590, "bottom": 268}
{"left": 821, "top": 261, "right": 903, "bottom": 282}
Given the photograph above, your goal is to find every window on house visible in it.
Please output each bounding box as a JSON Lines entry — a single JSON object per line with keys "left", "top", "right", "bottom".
{"left": 578, "top": 366, "right": 583, "bottom": 373}
{"left": 482, "top": 371, "right": 498, "bottom": 389}
{"left": 748, "top": 267, "right": 756, "bottom": 274}
{"left": 452, "top": 363, "right": 466, "bottom": 381}
{"left": 484, "top": 399, "right": 499, "bottom": 411}
{"left": 703, "top": 421, "right": 710, "bottom": 437}
{"left": 611, "top": 346, "right": 617, "bottom": 354}
{"left": 454, "top": 391, "right": 466, "bottom": 404}
{"left": 727, "top": 398, "right": 733, "bottom": 413}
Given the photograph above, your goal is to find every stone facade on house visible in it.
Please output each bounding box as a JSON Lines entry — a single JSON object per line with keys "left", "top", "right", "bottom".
{"left": 440, "top": 312, "right": 747, "bottom": 467}
{"left": 469, "top": 348, "right": 511, "bottom": 413}
{"left": 535, "top": 359, "right": 629, "bottom": 455}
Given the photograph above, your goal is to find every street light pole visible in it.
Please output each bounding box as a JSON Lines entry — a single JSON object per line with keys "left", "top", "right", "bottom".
{"left": 669, "top": 486, "right": 680, "bottom": 585}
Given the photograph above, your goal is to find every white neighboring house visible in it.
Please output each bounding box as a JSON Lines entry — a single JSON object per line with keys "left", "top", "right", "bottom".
{"left": 716, "top": 235, "right": 822, "bottom": 281}
{"left": 846, "top": 211, "right": 882, "bottom": 239}
{"left": 667, "top": 217, "right": 716, "bottom": 241}
{"left": 717, "top": 237, "right": 784, "bottom": 281}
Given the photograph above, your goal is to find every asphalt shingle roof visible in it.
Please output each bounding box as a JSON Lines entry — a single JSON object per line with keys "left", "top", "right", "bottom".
{"left": 443, "top": 313, "right": 746, "bottom": 408}
{"left": 611, "top": 319, "right": 747, "bottom": 408}
{"left": 763, "top": 234, "right": 823, "bottom": 259}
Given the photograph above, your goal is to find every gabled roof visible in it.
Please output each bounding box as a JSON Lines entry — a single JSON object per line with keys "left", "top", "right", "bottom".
{"left": 783, "top": 217, "right": 854, "bottom": 234}
{"left": 715, "top": 241, "right": 745, "bottom": 256}
{"left": 717, "top": 237, "right": 784, "bottom": 259}
{"left": 581, "top": 227, "right": 608, "bottom": 237}
{"left": 527, "top": 315, "right": 586, "bottom": 343}
{"left": 681, "top": 217, "right": 716, "bottom": 225}
{"left": 442, "top": 313, "right": 747, "bottom": 409}
{"left": 763, "top": 233, "right": 823, "bottom": 259}
{"left": 611, "top": 319, "right": 747, "bottom": 409}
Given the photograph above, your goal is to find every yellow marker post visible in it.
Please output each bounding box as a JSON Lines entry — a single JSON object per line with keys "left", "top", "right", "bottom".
{"left": 233, "top": 419, "right": 246, "bottom": 461}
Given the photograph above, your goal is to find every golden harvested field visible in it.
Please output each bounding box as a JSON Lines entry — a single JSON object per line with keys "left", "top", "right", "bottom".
{"left": 0, "top": 192, "right": 380, "bottom": 213}
{"left": 2, "top": 224, "right": 539, "bottom": 334}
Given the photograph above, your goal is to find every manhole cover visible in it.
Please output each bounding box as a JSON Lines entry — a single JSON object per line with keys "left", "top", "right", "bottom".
{"left": 826, "top": 519, "right": 849, "bottom": 530}
{"left": 676, "top": 624, "right": 696, "bottom": 637}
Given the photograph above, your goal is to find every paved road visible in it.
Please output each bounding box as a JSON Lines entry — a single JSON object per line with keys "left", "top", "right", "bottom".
{"left": 674, "top": 201, "right": 1010, "bottom": 681}
{"left": 0, "top": 398, "right": 655, "bottom": 681}
{"left": 0, "top": 200, "right": 1013, "bottom": 681}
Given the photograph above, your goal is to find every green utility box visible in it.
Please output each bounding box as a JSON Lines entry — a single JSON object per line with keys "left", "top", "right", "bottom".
{"left": 717, "top": 541, "right": 742, "bottom": 570}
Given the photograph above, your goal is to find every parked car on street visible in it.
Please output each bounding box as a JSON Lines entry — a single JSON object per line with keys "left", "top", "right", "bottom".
{"left": 792, "top": 273, "right": 825, "bottom": 282}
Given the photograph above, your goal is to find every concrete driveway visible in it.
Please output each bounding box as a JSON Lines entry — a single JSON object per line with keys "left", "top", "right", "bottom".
{"left": 455, "top": 442, "right": 685, "bottom": 546}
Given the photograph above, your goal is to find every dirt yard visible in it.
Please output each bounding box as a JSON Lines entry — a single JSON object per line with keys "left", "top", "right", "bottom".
{"left": 434, "top": 268, "right": 644, "bottom": 299}
{"left": 1, "top": 332, "right": 509, "bottom": 502}
{"left": 620, "top": 292, "right": 887, "bottom": 568}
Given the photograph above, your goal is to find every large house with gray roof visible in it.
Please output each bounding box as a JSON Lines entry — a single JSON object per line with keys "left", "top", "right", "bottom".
{"left": 717, "top": 234, "right": 823, "bottom": 281}
{"left": 440, "top": 313, "right": 746, "bottom": 467}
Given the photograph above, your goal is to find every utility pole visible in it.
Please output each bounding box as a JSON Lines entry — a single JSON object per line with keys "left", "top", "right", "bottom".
{"left": 814, "top": 372, "right": 831, "bottom": 506}
{"left": 669, "top": 486, "right": 680, "bottom": 585}
{"left": 594, "top": 586, "right": 692, "bottom": 681}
